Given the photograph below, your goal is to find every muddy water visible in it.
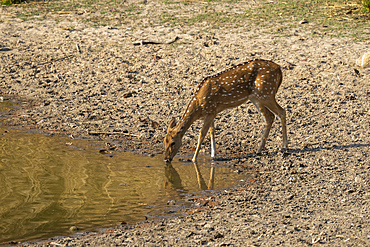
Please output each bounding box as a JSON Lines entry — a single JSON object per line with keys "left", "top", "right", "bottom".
{"left": 0, "top": 102, "right": 244, "bottom": 243}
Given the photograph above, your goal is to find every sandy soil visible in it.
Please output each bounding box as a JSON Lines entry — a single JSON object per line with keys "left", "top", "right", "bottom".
{"left": 1, "top": 0, "right": 369, "bottom": 246}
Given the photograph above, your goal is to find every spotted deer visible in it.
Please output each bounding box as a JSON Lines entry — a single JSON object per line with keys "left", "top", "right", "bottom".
{"left": 164, "top": 59, "right": 288, "bottom": 162}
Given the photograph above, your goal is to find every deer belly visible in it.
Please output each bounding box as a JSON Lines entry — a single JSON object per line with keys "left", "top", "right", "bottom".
{"left": 215, "top": 94, "right": 250, "bottom": 112}
{"left": 199, "top": 87, "right": 250, "bottom": 114}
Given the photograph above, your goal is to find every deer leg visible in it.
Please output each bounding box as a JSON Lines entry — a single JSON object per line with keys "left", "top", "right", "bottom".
{"left": 209, "top": 120, "right": 216, "bottom": 158}
{"left": 263, "top": 100, "right": 288, "bottom": 151}
{"left": 193, "top": 116, "right": 215, "bottom": 162}
{"left": 256, "top": 105, "right": 275, "bottom": 154}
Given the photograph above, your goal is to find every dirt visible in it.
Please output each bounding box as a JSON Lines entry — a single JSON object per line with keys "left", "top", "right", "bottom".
{"left": 0, "top": 0, "right": 369, "bottom": 246}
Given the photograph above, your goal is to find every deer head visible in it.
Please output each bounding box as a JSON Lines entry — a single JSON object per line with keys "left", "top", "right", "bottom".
{"left": 164, "top": 118, "right": 183, "bottom": 162}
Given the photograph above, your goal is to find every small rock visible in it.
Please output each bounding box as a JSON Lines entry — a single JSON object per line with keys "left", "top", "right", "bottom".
{"left": 287, "top": 194, "right": 294, "bottom": 200}
{"left": 151, "top": 120, "right": 160, "bottom": 129}
{"left": 204, "top": 223, "right": 214, "bottom": 230}
{"left": 69, "top": 226, "right": 79, "bottom": 232}
{"left": 179, "top": 158, "right": 192, "bottom": 163}
{"left": 356, "top": 52, "right": 370, "bottom": 68}
{"left": 138, "top": 116, "right": 148, "bottom": 122}
{"left": 0, "top": 47, "right": 11, "bottom": 51}
{"left": 123, "top": 92, "right": 133, "bottom": 98}
{"left": 167, "top": 200, "right": 176, "bottom": 205}
{"left": 354, "top": 176, "right": 362, "bottom": 183}
{"left": 186, "top": 231, "right": 195, "bottom": 238}
{"left": 213, "top": 232, "right": 224, "bottom": 239}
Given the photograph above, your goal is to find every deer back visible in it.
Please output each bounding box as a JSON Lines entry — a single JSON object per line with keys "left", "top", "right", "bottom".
{"left": 188, "top": 59, "right": 282, "bottom": 115}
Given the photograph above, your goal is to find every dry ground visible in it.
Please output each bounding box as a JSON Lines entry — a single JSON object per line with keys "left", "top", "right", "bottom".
{"left": 0, "top": 0, "right": 369, "bottom": 246}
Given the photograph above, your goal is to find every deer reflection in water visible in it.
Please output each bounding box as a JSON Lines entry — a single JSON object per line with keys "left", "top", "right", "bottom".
{"left": 164, "top": 161, "right": 216, "bottom": 193}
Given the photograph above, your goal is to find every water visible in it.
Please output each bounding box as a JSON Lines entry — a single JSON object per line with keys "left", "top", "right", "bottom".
{"left": 0, "top": 101, "right": 244, "bottom": 243}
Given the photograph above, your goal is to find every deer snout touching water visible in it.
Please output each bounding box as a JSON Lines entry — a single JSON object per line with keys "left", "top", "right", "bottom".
{"left": 164, "top": 59, "right": 288, "bottom": 163}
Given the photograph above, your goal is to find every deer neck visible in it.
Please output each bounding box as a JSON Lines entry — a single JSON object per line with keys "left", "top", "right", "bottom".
{"left": 175, "top": 99, "right": 201, "bottom": 137}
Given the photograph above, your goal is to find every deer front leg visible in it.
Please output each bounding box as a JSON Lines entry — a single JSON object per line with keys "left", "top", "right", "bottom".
{"left": 209, "top": 120, "right": 216, "bottom": 158}
{"left": 193, "top": 116, "right": 215, "bottom": 162}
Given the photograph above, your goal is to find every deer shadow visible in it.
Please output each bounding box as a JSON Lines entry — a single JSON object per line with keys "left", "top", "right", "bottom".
{"left": 242, "top": 142, "right": 370, "bottom": 159}
{"left": 207, "top": 142, "right": 370, "bottom": 161}
{"left": 288, "top": 142, "right": 370, "bottom": 153}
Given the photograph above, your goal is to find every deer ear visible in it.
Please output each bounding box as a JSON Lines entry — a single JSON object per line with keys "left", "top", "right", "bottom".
{"left": 167, "top": 117, "right": 177, "bottom": 132}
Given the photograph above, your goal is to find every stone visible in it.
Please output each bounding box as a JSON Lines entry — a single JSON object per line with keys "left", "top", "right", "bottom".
{"left": 356, "top": 52, "right": 370, "bottom": 68}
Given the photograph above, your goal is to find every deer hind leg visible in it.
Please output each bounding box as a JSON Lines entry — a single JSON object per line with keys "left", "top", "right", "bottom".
{"left": 193, "top": 116, "right": 215, "bottom": 162}
{"left": 253, "top": 103, "right": 275, "bottom": 154}
{"left": 263, "top": 99, "right": 288, "bottom": 151}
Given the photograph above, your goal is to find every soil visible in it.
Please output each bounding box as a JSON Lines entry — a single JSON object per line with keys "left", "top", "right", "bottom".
{"left": 1, "top": 0, "right": 369, "bottom": 246}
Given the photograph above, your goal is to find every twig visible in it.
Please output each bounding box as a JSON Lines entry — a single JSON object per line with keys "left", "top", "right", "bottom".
{"left": 76, "top": 44, "right": 81, "bottom": 53}
{"left": 88, "top": 131, "right": 139, "bottom": 137}
{"left": 133, "top": 36, "right": 179, "bottom": 46}
{"left": 336, "top": 235, "right": 366, "bottom": 242}
{"left": 39, "top": 54, "right": 74, "bottom": 66}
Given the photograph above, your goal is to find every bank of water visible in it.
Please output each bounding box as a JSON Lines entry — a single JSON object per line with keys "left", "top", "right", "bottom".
{"left": 0, "top": 102, "right": 244, "bottom": 243}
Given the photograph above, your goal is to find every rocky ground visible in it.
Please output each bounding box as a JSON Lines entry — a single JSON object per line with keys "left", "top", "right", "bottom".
{"left": 0, "top": 0, "right": 369, "bottom": 246}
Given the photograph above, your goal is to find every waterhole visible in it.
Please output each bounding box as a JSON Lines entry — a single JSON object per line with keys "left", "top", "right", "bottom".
{"left": 0, "top": 101, "right": 244, "bottom": 243}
